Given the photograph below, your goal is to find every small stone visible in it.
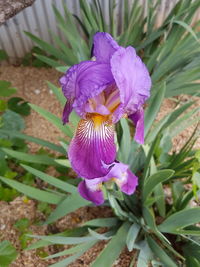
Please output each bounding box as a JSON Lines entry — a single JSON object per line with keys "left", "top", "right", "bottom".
{"left": 34, "top": 89, "right": 40, "bottom": 95}
{"left": 0, "top": 224, "right": 6, "bottom": 230}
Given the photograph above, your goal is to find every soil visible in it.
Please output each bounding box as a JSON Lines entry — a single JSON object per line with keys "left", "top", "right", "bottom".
{"left": 0, "top": 66, "right": 199, "bottom": 266}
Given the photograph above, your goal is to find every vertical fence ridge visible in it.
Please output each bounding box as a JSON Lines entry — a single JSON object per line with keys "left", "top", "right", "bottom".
{"left": 0, "top": 0, "right": 198, "bottom": 61}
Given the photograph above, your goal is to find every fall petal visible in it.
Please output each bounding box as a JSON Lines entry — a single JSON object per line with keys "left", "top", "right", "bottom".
{"left": 69, "top": 116, "right": 116, "bottom": 179}
{"left": 78, "top": 179, "right": 104, "bottom": 205}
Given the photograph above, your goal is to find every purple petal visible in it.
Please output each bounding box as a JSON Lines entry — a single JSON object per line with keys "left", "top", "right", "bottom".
{"left": 62, "top": 99, "right": 74, "bottom": 124}
{"left": 93, "top": 32, "right": 119, "bottom": 63}
{"left": 78, "top": 179, "right": 104, "bottom": 205}
{"left": 103, "top": 162, "right": 138, "bottom": 195}
{"left": 129, "top": 107, "right": 144, "bottom": 144}
{"left": 111, "top": 46, "right": 151, "bottom": 121}
{"left": 120, "top": 169, "right": 138, "bottom": 195}
{"left": 104, "top": 162, "right": 128, "bottom": 179}
{"left": 84, "top": 93, "right": 111, "bottom": 115}
{"left": 60, "top": 60, "right": 114, "bottom": 118}
{"left": 69, "top": 116, "right": 116, "bottom": 179}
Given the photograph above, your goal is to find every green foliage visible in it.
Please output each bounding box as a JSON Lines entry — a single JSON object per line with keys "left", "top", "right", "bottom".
{"left": 26, "top": 0, "right": 200, "bottom": 98}
{"left": 0, "top": 240, "right": 18, "bottom": 267}
{"left": 0, "top": 81, "right": 17, "bottom": 97}
{"left": 0, "top": 81, "right": 29, "bottom": 201}
{"left": 21, "top": 46, "right": 55, "bottom": 68}
{"left": 0, "top": 50, "right": 8, "bottom": 62}
{"left": 7, "top": 97, "right": 30, "bottom": 116}
{"left": 14, "top": 218, "right": 32, "bottom": 249}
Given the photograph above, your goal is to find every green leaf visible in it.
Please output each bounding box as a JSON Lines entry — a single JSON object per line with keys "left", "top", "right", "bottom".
{"left": 0, "top": 80, "right": 11, "bottom": 89}
{"left": 88, "top": 228, "right": 111, "bottom": 240}
{"left": 34, "top": 54, "right": 61, "bottom": 68}
{"left": 50, "top": 30, "right": 78, "bottom": 65}
{"left": 144, "top": 82, "right": 166, "bottom": 137}
{"left": 45, "top": 240, "right": 97, "bottom": 259}
{"left": 26, "top": 227, "right": 88, "bottom": 251}
{"left": 1, "top": 110, "right": 25, "bottom": 131}
{"left": 45, "top": 194, "right": 89, "bottom": 224}
{"left": 143, "top": 170, "right": 174, "bottom": 202}
{"left": 84, "top": 218, "right": 119, "bottom": 228}
{"left": 126, "top": 223, "right": 141, "bottom": 252}
{"left": 0, "top": 129, "right": 65, "bottom": 154}
{"left": 48, "top": 241, "right": 95, "bottom": 267}
{"left": 0, "top": 50, "right": 8, "bottom": 61}
{"left": 142, "top": 138, "right": 158, "bottom": 180}
{"left": 24, "top": 32, "right": 69, "bottom": 62}
{"left": 147, "top": 236, "right": 177, "bottom": 267}
{"left": 183, "top": 242, "right": 200, "bottom": 262}
{"left": 54, "top": 159, "right": 70, "bottom": 167}
{"left": 1, "top": 148, "right": 60, "bottom": 166}
{"left": 0, "top": 100, "right": 7, "bottom": 112}
{"left": 21, "top": 164, "right": 76, "bottom": 194}
{"left": 47, "top": 82, "right": 66, "bottom": 106}
{"left": 154, "top": 183, "right": 166, "bottom": 217}
{"left": 8, "top": 97, "right": 30, "bottom": 116}
{"left": 158, "top": 207, "right": 200, "bottom": 233}
{"left": 108, "top": 193, "right": 129, "bottom": 220}
{"left": 0, "top": 240, "right": 18, "bottom": 266}
{"left": 118, "top": 118, "right": 131, "bottom": 163}
{"left": 0, "top": 176, "right": 62, "bottom": 204}
{"left": 172, "top": 229, "right": 200, "bottom": 236}
{"left": 29, "top": 103, "right": 73, "bottom": 138}
{"left": 55, "top": 66, "right": 69, "bottom": 73}
{"left": 0, "top": 85, "right": 17, "bottom": 97}
{"left": 173, "top": 20, "right": 199, "bottom": 43}
{"left": 146, "top": 101, "right": 194, "bottom": 143}
{"left": 14, "top": 218, "right": 30, "bottom": 232}
{"left": 28, "top": 234, "right": 95, "bottom": 245}
{"left": 91, "top": 222, "right": 131, "bottom": 267}
{"left": 136, "top": 241, "right": 152, "bottom": 267}
{"left": 143, "top": 207, "right": 157, "bottom": 232}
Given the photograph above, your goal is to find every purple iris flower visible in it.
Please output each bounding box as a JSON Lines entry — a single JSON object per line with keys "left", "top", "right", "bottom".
{"left": 60, "top": 32, "right": 151, "bottom": 204}
{"left": 78, "top": 161, "right": 138, "bottom": 205}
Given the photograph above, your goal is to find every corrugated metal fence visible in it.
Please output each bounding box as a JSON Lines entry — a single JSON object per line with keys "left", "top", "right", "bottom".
{"left": 0, "top": 0, "right": 199, "bottom": 61}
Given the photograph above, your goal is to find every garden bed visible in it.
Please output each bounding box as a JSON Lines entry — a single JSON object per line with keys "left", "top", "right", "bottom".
{"left": 0, "top": 65, "right": 200, "bottom": 266}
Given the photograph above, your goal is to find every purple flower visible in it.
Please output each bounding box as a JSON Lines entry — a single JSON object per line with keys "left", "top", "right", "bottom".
{"left": 78, "top": 162, "right": 138, "bottom": 205}
{"left": 60, "top": 32, "right": 151, "bottom": 204}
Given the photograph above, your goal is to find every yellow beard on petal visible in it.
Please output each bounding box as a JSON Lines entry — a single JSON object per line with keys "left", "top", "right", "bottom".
{"left": 88, "top": 113, "right": 111, "bottom": 130}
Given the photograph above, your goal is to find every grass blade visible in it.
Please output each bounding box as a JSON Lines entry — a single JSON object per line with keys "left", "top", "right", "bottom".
{"left": 0, "top": 176, "right": 62, "bottom": 204}
{"left": 91, "top": 222, "right": 131, "bottom": 267}
{"left": 0, "top": 129, "right": 65, "bottom": 154}
{"left": 21, "top": 164, "right": 76, "bottom": 194}
{"left": 45, "top": 194, "right": 89, "bottom": 224}
{"left": 147, "top": 236, "right": 177, "bottom": 267}
{"left": 143, "top": 170, "right": 174, "bottom": 202}
{"left": 158, "top": 207, "right": 200, "bottom": 233}
{"left": 1, "top": 148, "right": 60, "bottom": 166}
{"left": 29, "top": 103, "right": 73, "bottom": 138}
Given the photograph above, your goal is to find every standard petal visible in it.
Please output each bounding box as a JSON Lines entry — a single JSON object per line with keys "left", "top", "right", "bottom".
{"left": 111, "top": 46, "right": 151, "bottom": 120}
{"left": 78, "top": 179, "right": 104, "bottom": 205}
{"left": 68, "top": 115, "right": 116, "bottom": 179}
{"left": 93, "top": 32, "right": 119, "bottom": 63}
{"left": 129, "top": 107, "right": 144, "bottom": 144}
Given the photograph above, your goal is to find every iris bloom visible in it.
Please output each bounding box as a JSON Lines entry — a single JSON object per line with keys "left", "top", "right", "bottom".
{"left": 60, "top": 32, "right": 151, "bottom": 205}
{"left": 78, "top": 161, "right": 138, "bottom": 205}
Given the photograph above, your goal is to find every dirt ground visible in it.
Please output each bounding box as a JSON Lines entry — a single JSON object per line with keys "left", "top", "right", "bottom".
{"left": 0, "top": 66, "right": 200, "bottom": 266}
